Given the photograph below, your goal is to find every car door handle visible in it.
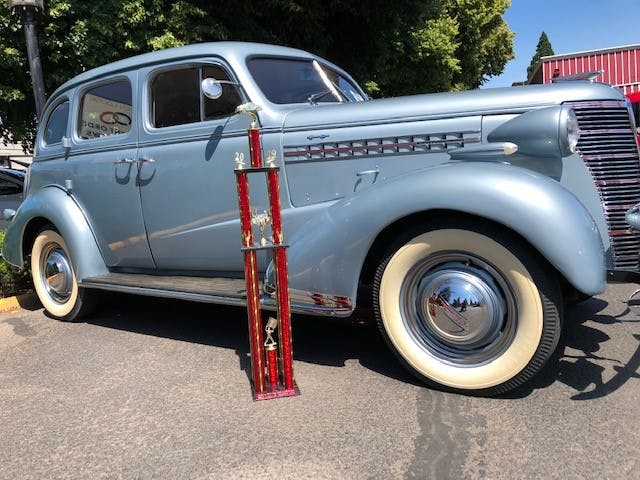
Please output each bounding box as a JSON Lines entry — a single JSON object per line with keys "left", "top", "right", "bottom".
{"left": 356, "top": 169, "right": 380, "bottom": 177}
{"left": 114, "top": 157, "right": 136, "bottom": 164}
{"left": 137, "top": 157, "right": 155, "bottom": 164}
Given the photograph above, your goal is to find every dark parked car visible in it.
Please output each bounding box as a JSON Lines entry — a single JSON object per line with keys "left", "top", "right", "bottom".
{"left": 0, "top": 168, "right": 24, "bottom": 230}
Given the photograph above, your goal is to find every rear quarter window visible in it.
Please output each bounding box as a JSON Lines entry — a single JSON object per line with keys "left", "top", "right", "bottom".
{"left": 43, "top": 100, "right": 69, "bottom": 145}
{"left": 78, "top": 80, "right": 133, "bottom": 139}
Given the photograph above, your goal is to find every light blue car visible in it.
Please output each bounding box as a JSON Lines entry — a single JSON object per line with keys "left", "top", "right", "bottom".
{"left": 4, "top": 42, "right": 640, "bottom": 395}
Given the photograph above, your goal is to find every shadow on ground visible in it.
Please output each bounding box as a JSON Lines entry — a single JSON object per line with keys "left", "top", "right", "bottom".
{"left": 506, "top": 296, "right": 640, "bottom": 400}
{"left": 85, "top": 292, "right": 418, "bottom": 386}
{"left": 74, "top": 291, "right": 640, "bottom": 399}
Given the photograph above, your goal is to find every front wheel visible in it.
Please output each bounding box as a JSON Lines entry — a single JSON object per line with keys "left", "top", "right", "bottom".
{"left": 31, "top": 228, "right": 95, "bottom": 322}
{"left": 373, "top": 222, "right": 562, "bottom": 396}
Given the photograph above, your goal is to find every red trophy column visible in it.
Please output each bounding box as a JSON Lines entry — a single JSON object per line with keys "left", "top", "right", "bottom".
{"left": 265, "top": 155, "right": 294, "bottom": 390}
{"left": 234, "top": 151, "right": 266, "bottom": 395}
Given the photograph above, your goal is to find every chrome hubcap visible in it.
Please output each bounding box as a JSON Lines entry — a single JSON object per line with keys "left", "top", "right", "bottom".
{"left": 401, "top": 253, "right": 517, "bottom": 366}
{"left": 40, "top": 244, "right": 73, "bottom": 303}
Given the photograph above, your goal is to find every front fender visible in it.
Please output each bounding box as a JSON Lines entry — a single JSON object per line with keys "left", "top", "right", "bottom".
{"left": 2, "top": 186, "right": 108, "bottom": 281}
{"left": 284, "top": 161, "right": 605, "bottom": 312}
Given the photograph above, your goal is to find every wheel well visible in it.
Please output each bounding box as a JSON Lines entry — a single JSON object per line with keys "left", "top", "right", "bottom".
{"left": 22, "top": 217, "right": 54, "bottom": 261}
{"left": 357, "top": 209, "right": 565, "bottom": 308}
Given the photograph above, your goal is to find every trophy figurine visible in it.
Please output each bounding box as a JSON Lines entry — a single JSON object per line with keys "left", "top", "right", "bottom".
{"left": 266, "top": 149, "right": 277, "bottom": 168}
{"left": 251, "top": 210, "right": 272, "bottom": 246}
{"left": 234, "top": 151, "right": 246, "bottom": 169}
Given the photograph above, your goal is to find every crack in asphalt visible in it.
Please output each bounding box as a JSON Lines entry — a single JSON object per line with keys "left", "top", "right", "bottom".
{"left": 406, "top": 390, "right": 486, "bottom": 479}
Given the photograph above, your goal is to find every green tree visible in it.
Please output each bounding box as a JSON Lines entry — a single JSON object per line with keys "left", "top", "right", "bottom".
{"left": 527, "top": 31, "right": 554, "bottom": 80}
{"left": 0, "top": 0, "right": 514, "bottom": 149}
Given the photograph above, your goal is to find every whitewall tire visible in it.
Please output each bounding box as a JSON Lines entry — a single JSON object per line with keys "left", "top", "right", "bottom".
{"left": 31, "top": 228, "right": 94, "bottom": 322}
{"left": 373, "top": 221, "right": 562, "bottom": 396}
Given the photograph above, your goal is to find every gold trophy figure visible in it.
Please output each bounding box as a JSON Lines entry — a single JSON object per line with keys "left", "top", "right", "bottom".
{"left": 234, "top": 151, "right": 246, "bottom": 169}
{"left": 251, "top": 210, "right": 272, "bottom": 246}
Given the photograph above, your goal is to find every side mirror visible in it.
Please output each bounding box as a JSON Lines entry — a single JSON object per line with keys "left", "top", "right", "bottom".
{"left": 201, "top": 78, "right": 223, "bottom": 100}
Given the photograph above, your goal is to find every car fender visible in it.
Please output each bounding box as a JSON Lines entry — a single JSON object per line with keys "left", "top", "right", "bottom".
{"left": 283, "top": 161, "right": 605, "bottom": 313}
{"left": 2, "top": 185, "right": 108, "bottom": 281}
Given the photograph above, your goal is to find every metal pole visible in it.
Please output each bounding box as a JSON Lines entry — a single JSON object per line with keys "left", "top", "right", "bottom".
{"left": 20, "top": 7, "right": 46, "bottom": 120}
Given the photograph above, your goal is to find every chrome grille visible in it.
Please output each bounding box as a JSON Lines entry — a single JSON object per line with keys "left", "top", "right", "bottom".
{"left": 566, "top": 100, "right": 640, "bottom": 271}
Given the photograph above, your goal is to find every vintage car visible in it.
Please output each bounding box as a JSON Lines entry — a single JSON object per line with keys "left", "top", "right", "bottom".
{"left": 3, "top": 42, "right": 640, "bottom": 396}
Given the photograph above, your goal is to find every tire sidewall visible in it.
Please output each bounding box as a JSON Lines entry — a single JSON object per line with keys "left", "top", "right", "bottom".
{"left": 378, "top": 228, "right": 544, "bottom": 391}
{"left": 31, "top": 229, "right": 80, "bottom": 319}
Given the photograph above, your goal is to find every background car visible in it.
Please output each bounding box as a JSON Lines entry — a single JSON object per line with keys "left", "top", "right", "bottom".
{"left": 0, "top": 168, "right": 24, "bottom": 230}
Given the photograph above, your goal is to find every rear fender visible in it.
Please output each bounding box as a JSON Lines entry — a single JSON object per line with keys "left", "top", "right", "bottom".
{"left": 282, "top": 161, "right": 605, "bottom": 314}
{"left": 2, "top": 186, "right": 108, "bottom": 281}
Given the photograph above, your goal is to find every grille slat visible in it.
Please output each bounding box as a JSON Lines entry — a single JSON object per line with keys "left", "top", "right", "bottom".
{"left": 567, "top": 100, "right": 640, "bottom": 271}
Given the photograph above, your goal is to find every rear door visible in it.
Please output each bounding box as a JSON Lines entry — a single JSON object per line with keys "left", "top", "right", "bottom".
{"left": 69, "top": 72, "right": 155, "bottom": 268}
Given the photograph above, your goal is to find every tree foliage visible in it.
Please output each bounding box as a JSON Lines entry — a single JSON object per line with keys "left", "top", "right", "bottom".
{"left": 527, "top": 31, "right": 554, "bottom": 80}
{"left": 0, "top": 0, "right": 514, "bottom": 148}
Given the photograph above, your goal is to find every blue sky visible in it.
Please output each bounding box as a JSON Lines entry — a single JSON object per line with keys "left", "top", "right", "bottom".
{"left": 483, "top": 0, "right": 640, "bottom": 88}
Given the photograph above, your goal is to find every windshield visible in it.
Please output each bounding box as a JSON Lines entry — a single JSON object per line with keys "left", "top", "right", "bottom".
{"left": 247, "top": 57, "right": 365, "bottom": 104}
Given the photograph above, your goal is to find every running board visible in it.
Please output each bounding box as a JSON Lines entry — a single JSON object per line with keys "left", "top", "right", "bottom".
{"left": 81, "top": 273, "right": 250, "bottom": 308}
{"left": 80, "top": 272, "right": 354, "bottom": 317}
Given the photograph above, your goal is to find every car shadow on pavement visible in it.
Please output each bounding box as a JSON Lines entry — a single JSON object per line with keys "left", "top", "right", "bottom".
{"left": 83, "top": 292, "right": 640, "bottom": 399}
{"left": 84, "top": 292, "right": 419, "bottom": 387}
{"left": 505, "top": 297, "right": 640, "bottom": 400}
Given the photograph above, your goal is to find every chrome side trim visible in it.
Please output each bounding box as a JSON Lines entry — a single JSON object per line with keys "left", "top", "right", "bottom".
{"left": 284, "top": 131, "right": 481, "bottom": 163}
{"left": 80, "top": 281, "right": 354, "bottom": 317}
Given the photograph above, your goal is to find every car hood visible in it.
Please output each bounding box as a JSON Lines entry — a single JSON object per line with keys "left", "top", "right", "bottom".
{"left": 281, "top": 82, "right": 623, "bottom": 131}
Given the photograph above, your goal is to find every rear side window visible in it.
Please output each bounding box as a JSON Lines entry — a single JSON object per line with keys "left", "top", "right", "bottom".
{"left": 78, "top": 80, "right": 132, "bottom": 139}
{"left": 43, "top": 101, "right": 69, "bottom": 145}
{"left": 0, "top": 177, "right": 21, "bottom": 195}
{"left": 151, "top": 64, "right": 242, "bottom": 128}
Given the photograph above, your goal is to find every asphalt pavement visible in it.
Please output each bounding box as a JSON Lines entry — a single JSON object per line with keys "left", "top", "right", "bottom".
{"left": 0, "top": 282, "right": 639, "bottom": 479}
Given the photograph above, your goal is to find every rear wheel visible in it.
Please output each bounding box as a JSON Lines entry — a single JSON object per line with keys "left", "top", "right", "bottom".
{"left": 373, "top": 221, "right": 562, "bottom": 396}
{"left": 31, "top": 228, "right": 95, "bottom": 322}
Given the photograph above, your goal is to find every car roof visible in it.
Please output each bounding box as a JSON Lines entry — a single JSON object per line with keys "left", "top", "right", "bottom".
{"left": 51, "top": 42, "right": 322, "bottom": 100}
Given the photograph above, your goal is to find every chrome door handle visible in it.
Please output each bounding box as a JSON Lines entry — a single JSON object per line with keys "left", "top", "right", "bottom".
{"left": 138, "top": 157, "right": 155, "bottom": 164}
{"left": 114, "top": 157, "right": 136, "bottom": 164}
{"left": 356, "top": 169, "right": 380, "bottom": 176}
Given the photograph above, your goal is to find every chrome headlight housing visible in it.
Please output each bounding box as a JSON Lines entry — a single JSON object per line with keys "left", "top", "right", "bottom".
{"left": 559, "top": 107, "right": 580, "bottom": 156}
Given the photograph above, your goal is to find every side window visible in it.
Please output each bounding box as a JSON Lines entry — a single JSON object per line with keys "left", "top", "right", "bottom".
{"left": 151, "top": 68, "right": 200, "bottom": 128}
{"left": 0, "top": 178, "right": 21, "bottom": 195}
{"left": 44, "top": 101, "right": 69, "bottom": 145}
{"left": 78, "top": 80, "right": 132, "bottom": 140}
{"left": 151, "top": 64, "right": 241, "bottom": 128}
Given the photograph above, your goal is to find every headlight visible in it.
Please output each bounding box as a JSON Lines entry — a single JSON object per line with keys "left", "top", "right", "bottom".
{"left": 559, "top": 106, "right": 580, "bottom": 156}
{"left": 566, "top": 108, "right": 580, "bottom": 153}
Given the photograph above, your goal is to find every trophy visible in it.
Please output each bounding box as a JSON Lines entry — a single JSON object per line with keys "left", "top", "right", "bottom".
{"left": 266, "top": 149, "right": 277, "bottom": 168}
{"left": 251, "top": 210, "right": 272, "bottom": 246}
{"left": 234, "top": 151, "right": 246, "bottom": 169}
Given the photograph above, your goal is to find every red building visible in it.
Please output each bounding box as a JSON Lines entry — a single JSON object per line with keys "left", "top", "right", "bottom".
{"left": 529, "top": 44, "right": 640, "bottom": 95}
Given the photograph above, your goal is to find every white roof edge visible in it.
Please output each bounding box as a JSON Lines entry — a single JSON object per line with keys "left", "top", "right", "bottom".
{"left": 540, "top": 44, "right": 640, "bottom": 62}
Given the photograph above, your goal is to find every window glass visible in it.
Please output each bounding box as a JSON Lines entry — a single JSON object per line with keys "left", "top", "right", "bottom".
{"left": 44, "top": 101, "right": 69, "bottom": 145}
{"left": 79, "top": 80, "right": 132, "bottom": 139}
{"left": 151, "top": 65, "right": 241, "bottom": 128}
{"left": 152, "top": 68, "right": 200, "bottom": 128}
{"left": 0, "top": 178, "right": 21, "bottom": 195}
{"left": 247, "top": 58, "right": 364, "bottom": 104}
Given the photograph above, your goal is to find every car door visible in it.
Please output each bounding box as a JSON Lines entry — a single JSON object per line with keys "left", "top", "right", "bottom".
{"left": 69, "top": 72, "right": 155, "bottom": 268}
{"left": 137, "top": 60, "right": 257, "bottom": 271}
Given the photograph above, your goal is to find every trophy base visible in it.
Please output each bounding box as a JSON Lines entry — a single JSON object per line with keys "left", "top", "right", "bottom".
{"left": 253, "top": 382, "right": 300, "bottom": 401}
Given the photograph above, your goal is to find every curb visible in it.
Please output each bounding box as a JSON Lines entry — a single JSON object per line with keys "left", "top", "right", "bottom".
{"left": 0, "top": 292, "right": 38, "bottom": 314}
